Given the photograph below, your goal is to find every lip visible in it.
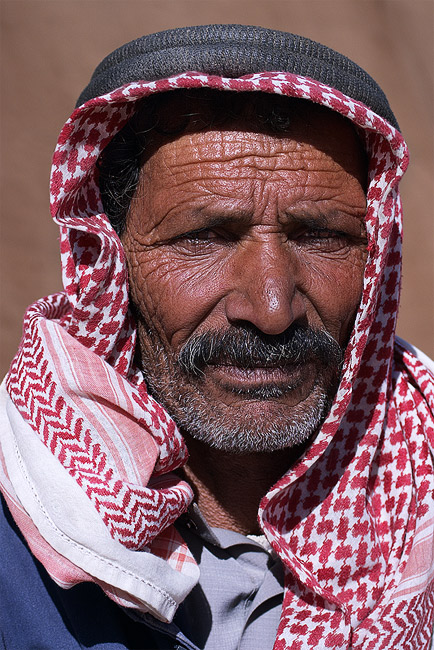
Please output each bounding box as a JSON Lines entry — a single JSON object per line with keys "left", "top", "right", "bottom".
{"left": 206, "top": 362, "right": 311, "bottom": 392}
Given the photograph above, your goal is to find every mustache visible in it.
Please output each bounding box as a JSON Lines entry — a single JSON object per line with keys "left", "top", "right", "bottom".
{"left": 178, "top": 324, "right": 344, "bottom": 377}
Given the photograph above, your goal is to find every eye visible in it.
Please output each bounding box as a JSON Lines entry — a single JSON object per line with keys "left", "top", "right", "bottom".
{"left": 304, "top": 229, "right": 344, "bottom": 240}
{"left": 184, "top": 229, "right": 218, "bottom": 242}
{"left": 171, "top": 227, "right": 236, "bottom": 253}
{"left": 294, "top": 228, "right": 362, "bottom": 252}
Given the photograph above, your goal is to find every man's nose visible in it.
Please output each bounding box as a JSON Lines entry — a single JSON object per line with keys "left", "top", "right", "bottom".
{"left": 224, "top": 240, "right": 306, "bottom": 335}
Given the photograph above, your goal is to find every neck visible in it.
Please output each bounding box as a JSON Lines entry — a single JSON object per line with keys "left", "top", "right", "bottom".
{"left": 180, "top": 433, "right": 301, "bottom": 535}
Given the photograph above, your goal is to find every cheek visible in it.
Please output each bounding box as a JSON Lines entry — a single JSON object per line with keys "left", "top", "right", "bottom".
{"left": 126, "top": 248, "right": 229, "bottom": 347}
{"left": 299, "top": 250, "right": 366, "bottom": 343}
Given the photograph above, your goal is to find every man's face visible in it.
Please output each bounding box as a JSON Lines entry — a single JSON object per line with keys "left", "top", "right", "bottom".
{"left": 122, "top": 102, "right": 367, "bottom": 454}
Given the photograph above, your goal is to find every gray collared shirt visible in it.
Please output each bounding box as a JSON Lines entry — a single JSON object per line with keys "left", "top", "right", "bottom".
{"left": 173, "top": 504, "right": 284, "bottom": 650}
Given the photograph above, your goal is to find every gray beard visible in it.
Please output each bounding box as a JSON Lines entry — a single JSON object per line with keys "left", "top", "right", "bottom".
{"left": 139, "top": 323, "right": 342, "bottom": 455}
{"left": 166, "top": 382, "right": 331, "bottom": 454}
{"left": 142, "top": 353, "right": 334, "bottom": 455}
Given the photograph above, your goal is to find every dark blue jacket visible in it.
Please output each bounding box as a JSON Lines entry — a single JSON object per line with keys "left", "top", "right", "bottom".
{"left": 0, "top": 494, "right": 197, "bottom": 650}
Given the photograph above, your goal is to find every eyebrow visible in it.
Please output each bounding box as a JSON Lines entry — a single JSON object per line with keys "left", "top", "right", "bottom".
{"left": 185, "top": 207, "right": 253, "bottom": 228}
{"left": 281, "top": 207, "right": 366, "bottom": 225}
{"left": 285, "top": 213, "right": 329, "bottom": 228}
{"left": 166, "top": 205, "right": 366, "bottom": 234}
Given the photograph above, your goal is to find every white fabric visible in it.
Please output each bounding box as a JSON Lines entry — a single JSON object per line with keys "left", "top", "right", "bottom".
{"left": 0, "top": 380, "right": 196, "bottom": 622}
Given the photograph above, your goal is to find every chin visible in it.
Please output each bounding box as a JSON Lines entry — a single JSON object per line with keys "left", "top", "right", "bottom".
{"left": 148, "top": 372, "right": 333, "bottom": 454}
{"left": 140, "top": 328, "right": 341, "bottom": 454}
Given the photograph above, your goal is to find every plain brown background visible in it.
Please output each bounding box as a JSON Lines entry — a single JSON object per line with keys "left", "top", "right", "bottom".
{"left": 1, "top": 0, "right": 433, "bottom": 377}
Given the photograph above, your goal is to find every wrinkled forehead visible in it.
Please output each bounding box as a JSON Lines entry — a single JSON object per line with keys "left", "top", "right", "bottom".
{"left": 135, "top": 89, "right": 368, "bottom": 181}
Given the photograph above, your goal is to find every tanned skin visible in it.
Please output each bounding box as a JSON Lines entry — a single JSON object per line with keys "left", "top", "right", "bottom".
{"left": 122, "top": 104, "right": 367, "bottom": 534}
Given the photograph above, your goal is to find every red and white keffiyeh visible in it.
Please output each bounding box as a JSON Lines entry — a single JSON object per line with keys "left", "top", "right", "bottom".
{"left": 1, "top": 71, "right": 433, "bottom": 648}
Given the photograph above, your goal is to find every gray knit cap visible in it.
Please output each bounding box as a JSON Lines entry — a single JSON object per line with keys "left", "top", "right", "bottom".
{"left": 77, "top": 24, "right": 398, "bottom": 130}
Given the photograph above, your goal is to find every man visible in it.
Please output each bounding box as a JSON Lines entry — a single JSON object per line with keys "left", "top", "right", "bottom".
{"left": 0, "top": 24, "right": 433, "bottom": 650}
